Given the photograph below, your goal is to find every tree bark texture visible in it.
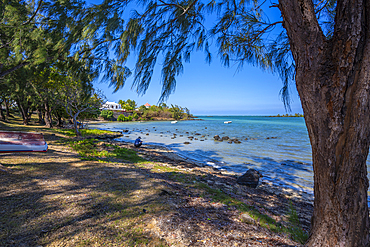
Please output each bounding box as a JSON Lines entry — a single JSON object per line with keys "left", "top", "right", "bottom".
{"left": 0, "top": 101, "right": 5, "bottom": 121}
{"left": 4, "top": 99, "right": 10, "bottom": 117}
{"left": 37, "top": 109, "right": 45, "bottom": 124}
{"left": 279, "top": 0, "right": 370, "bottom": 246}
{"left": 44, "top": 103, "right": 52, "bottom": 128}
{"left": 16, "top": 98, "right": 30, "bottom": 125}
{"left": 73, "top": 115, "right": 81, "bottom": 136}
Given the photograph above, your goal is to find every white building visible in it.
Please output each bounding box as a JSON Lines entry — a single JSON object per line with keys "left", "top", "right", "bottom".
{"left": 100, "top": 101, "right": 122, "bottom": 110}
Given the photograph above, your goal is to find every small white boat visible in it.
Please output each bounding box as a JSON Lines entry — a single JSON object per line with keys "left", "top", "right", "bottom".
{"left": 224, "top": 121, "right": 232, "bottom": 124}
{"left": 0, "top": 131, "right": 48, "bottom": 153}
{"left": 171, "top": 121, "right": 178, "bottom": 124}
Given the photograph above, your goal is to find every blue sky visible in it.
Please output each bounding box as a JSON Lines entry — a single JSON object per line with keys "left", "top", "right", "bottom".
{"left": 90, "top": 1, "right": 304, "bottom": 116}
{"left": 94, "top": 56, "right": 303, "bottom": 115}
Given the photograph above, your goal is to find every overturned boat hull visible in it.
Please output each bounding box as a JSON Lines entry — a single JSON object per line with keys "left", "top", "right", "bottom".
{"left": 0, "top": 131, "right": 48, "bottom": 153}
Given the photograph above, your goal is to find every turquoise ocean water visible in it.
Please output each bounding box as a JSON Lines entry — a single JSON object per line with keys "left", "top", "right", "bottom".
{"left": 88, "top": 116, "right": 370, "bottom": 199}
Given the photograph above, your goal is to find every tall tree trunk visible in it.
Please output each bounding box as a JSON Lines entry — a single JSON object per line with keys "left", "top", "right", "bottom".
{"left": 4, "top": 99, "right": 10, "bottom": 118}
{"left": 37, "top": 109, "right": 45, "bottom": 124}
{"left": 16, "top": 98, "right": 29, "bottom": 125}
{"left": 73, "top": 114, "right": 81, "bottom": 136}
{"left": 279, "top": 0, "right": 370, "bottom": 246}
{"left": 55, "top": 113, "right": 63, "bottom": 127}
{"left": 44, "top": 102, "right": 52, "bottom": 128}
{"left": 0, "top": 100, "right": 5, "bottom": 121}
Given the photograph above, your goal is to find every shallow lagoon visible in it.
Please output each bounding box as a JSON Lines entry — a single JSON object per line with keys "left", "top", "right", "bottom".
{"left": 88, "top": 116, "right": 370, "bottom": 200}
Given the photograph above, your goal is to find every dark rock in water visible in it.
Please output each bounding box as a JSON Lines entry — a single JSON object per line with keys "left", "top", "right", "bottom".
{"left": 236, "top": 169, "right": 262, "bottom": 188}
{"left": 184, "top": 142, "right": 191, "bottom": 144}
{"left": 195, "top": 133, "right": 201, "bottom": 135}
{"left": 146, "top": 133, "right": 149, "bottom": 135}
{"left": 188, "top": 136, "right": 194, "bottom": 139}
{"left": 185, "top": 132, "right": 189, "bottom": 134}
{"left": 214, "top": 135, "right": 220, "bottom": 140}
{"left": 244, "top": 138, "right": 248, "bottom": 140}
{"left": 194, "top": 138, "right": 198, "bottom": 140}
{"left": 228, "top": 141, "right": 232, "bottom": 144}
{"left": 222, "top": 136, "right": 229, "bottom": 140}
{"left": 122, "top": 129, "right": 129, "bottom": 133}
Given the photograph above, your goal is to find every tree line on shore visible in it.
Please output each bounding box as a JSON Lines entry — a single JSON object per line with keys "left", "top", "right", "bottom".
{"left": 100, "top": 100, "right": 193, "bottom": 121}
{"left": 269, "top": 113, "right": 304, "bottom": 117}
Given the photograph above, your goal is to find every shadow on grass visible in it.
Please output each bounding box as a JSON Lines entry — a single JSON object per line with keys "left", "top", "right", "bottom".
{"left": 0, "top": 148, "right": 168, "bottom": 246}
{"left": 0, "top": 132, "right": 309, "bottom": 246}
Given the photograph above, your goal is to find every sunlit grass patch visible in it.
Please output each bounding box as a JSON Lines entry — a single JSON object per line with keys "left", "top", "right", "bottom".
{"left": 112, "top": 145, "right": 147, "bottom": 163}
{"left": 69, "top": 139, "right": 146, "bottom": 163}
{"left": 56, "top": 128, "right": 117, "bottom": 137}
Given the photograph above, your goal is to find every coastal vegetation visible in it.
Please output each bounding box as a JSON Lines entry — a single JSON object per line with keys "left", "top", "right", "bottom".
{"left": 270, "top": 113, "right": 304, "bottom": 118}
{"left": 103, "top": 100, "right": 194, "bottom": 121}
{"left": 1, "top": 0, "right": 370, "bottom": 245}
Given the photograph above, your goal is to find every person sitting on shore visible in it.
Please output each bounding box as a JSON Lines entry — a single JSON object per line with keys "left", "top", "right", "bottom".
{"left": 134, "top": 137, "right": 143, "bottom": 148}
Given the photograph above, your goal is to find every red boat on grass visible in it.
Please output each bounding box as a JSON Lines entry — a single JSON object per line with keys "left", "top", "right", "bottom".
{"left": 0, "top": 131, "right": 48, "bottom": 153}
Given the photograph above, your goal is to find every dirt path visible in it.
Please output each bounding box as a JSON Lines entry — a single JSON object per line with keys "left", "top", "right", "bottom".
{"left": 0, "top": 131, "right": 311, "bottom": 246}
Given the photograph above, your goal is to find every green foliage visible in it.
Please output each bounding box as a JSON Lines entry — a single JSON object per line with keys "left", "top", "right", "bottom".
{"left": 117, "top": 114, "right": 133, "bottom": 122}
{"left": 118, "top": 99, "right": 137, "bottom": 111}
{"left": 1, "top": 0, "right": 92, "bottom": 78}
{"left": 117, "top": 114, "right": 125, "bottom": 122}
{"left": 270, "top": 113, "right": 304, "bottom": 118}
{"left": 134, "top": 103, "right": 192, "bottom": 120}
{"left": 169, "top": 104, "right": 184, "bottom": 120}
{"left": 100, "top": 110, "right": 113, "bottom": 120}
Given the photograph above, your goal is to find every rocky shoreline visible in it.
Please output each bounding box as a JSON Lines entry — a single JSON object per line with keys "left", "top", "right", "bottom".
{"left": 97, "top": 136, "right": 314, "bottom": 232}
{"left": 96, "top": 130, "right": 314, "bottom": 205}
{"left": 133, "top": 142, "right": 313, "bottom": 203}
{"left": 91, "top": 130, "right": 314, "bottom": 205}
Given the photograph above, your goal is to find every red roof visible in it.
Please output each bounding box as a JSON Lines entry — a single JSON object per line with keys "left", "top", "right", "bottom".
{"left": 144, "top": 103, "right": 151, "bottom": 107}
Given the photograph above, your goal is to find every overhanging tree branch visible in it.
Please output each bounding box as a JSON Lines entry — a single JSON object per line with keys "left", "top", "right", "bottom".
{"left": 21, "top": 0, "right": 43, "bottom": 26}
{"left": 0, "top": 62, "right": 30, "bottom": 78}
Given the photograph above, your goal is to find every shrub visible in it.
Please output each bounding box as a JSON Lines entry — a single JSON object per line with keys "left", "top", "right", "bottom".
{"left": 117, "top": 114, "right": 134, "bottom": 122}
{"left": 100, "top": 110, "right": 113, "bottom": 120}
{"left": 117, "top": 114, "right": 126, "bottom": 122}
